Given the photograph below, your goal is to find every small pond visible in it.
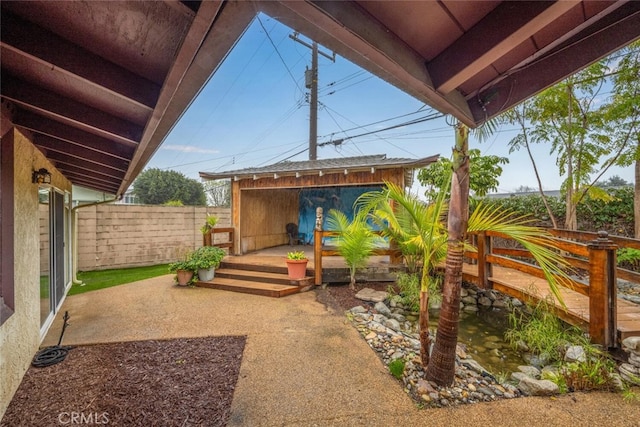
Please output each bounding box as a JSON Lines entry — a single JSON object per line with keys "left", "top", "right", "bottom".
{"left": 431, "top": 306, "right": 524, "bottom": 375}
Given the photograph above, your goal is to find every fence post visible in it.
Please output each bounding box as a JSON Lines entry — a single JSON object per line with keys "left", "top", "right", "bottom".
{"left": 476, "top": 231, "right": 492, "bottom": 289}
{"left": 314, "top": 207, "right": 323, "bottom": 286}
{"left": 587, "top": 231, "right": 618, "bottom": 348}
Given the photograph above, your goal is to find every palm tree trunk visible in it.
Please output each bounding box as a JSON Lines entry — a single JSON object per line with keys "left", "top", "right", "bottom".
{"left": 426, "top": 122, "right": 470, "bottom": 386}
{"left": 419, "top": 291, "right": 430, "bottom": 367}
{"left": 635, "top": 158, "right": 640, "bottom": 239}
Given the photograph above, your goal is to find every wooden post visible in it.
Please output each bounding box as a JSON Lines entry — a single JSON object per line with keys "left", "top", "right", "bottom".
{"left": 476, "top": 231, "right": 492, "bottom": 289}
{"left": 314, "top": 207, "right": 323, "bottom": 286}
{"left": 587, "top": 231, "right": 618, "bottom": 348}
{"left": 203, "top": 230, "right": 212, "bottom": 247}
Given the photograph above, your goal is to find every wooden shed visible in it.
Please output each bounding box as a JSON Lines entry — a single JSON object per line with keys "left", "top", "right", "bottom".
{"left": 200, "top": 154, "right": 437, "bottom": 255}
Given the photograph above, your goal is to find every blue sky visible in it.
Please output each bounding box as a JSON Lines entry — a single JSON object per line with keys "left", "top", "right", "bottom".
{"left": 147, "top": 13, "right": 634, "bottom": 195}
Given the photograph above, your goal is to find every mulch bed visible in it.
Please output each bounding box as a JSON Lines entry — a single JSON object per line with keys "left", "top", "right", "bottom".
{"left": 315, "top": 282, "right": 392, "bottom": 313}
{"left": 2, "top": 336, "right": 246, "bottom": 427}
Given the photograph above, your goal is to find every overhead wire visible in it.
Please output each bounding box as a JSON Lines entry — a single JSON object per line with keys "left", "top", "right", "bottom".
{"left": 256, "top": 14, "right": 304, "bottom": 96}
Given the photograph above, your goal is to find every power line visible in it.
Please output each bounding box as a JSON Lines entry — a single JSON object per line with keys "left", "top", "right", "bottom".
{"left": 256, "top": 15, "right": 303, "bottom": 95}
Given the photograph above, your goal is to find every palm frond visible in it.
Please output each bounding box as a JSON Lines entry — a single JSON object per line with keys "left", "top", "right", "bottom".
{"left": 469, "top": 203, "right": 574, "bottom": 306}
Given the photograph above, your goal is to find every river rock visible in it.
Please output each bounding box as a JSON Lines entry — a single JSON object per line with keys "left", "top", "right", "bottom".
{"left": 350, "top": 305, "right": 368, "bottom": 314}
{"left": 517, "top": 376, "right": 559, "bottom": 396}
{"left": 492, "top": 299, "right": 508, "bottom": 308}
{"left": 389, "top": 295, "right": 403, "bottom": 308}
{"left": 384, "top": 318, "right": 401, "bottom": 331}
{"left": 355, "top": 288, "right": 388, "bottom": 303}
{"left": 478, "top": 296, "right": 492, "bottom": 306}
{"left": 511, "top": 372, "right": 529, "bottom": 382}
{"left": 390, "top": 313, "right": 406, "bottom": 323}
{"left": 622, "top": 336, "right": 640, "bottom": 353}
{"left": 461, "top": 296, "right": 477, "bottom": 305}
{"left": 619, "top": 363, "right": 640, "bottom": 385}
{"left": 463, "top": 305, "right": 479, "bottom": 313}
{"left": 564, "top": 345, "right": 586, "bottom": 363}
{"left": 517, "top": 365, "right": 541, "bottom": 378}
{"left": 374, "top": 301, "right": 392, "bottom": 316}
{"left": 523, "top": 353, "right": 549, "bottom": 368}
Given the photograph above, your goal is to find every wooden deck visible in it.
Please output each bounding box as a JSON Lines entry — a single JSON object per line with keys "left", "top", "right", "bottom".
{"left": 461, "top": 263, "right": 640, "bottom": 341}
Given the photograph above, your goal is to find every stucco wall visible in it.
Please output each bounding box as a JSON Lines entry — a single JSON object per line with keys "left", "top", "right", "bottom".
{"left": 76, "top": 205, "right": 231, "bottom": 271}
{"left": 0, "top": 128, "right": 72, "bottom": 419}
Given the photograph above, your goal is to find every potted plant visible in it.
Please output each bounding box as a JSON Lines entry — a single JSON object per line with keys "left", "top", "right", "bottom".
{"left": 286, "top": 250, "right": 308, "bottom": 280}
{"left": 201, "top": 214, "right": 219, "bottom": 246}
{"left": 169, "top": 255, "right": 196, "bottom": 286}
{"left": 192, "top": 246, "right": 226, "bottom": 281}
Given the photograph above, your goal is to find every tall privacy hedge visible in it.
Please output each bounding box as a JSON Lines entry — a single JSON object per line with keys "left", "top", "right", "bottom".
{"left": 482, "top": 187, "right": 634, "bottom": 237}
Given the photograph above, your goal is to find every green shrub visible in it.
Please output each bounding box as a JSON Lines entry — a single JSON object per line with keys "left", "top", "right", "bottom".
{"left": 389, "top": 272, "right": 442, "bottom": 312}
{"left": 191, "top": 246, "right": 226, "bottom": 270}
{"left": 482, "top": 187, "right": 634, "bottom": 237}
{"left": 504, "top": 298, "right": 588, "bottom": 363}
{"left": 388, "top": 358, "right": 406, "bottom": 380}
{"left": 618, "top": 248, "right": 640, "bottom": 270}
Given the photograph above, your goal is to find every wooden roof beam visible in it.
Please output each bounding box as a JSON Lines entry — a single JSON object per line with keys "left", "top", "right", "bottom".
{"left": 470, "top": 1, "right": 640, "bottom": 123}
{"left": 61, "top": 173, "right": 119, "bottom": 194}
{"left": 1, "top": 74, "right": 143, "bottom": 145}
{"left": 0, "top": 10, "right": 161, "bottom": 109}
{"left": 33, "top": 135, "right": 130, "bottom": 173}
{"left": 258, "top": 1, "right": 475, "bottom": 126}
{"left": 45, "top": 151, "right": 126, "bottom": 181}
{"left": 429, "top": 1, "right": 580, "bottom": 94}
{"left": 14, "top": 110, "right": 135, "bottom": 161}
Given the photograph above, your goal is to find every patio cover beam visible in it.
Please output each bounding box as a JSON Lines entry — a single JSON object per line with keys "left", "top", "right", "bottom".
{"left": 469, "top": 1, "right": 640, "bottom": 121}
{"left": 1, "top": 74, "right": 143, "bottom": 147}
{"left": 428, "top": 1, "right": 580, "bottom": 94}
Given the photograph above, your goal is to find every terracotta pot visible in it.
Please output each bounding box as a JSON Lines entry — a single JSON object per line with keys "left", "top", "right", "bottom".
{"left": 176, "top": 269, "right": 194, "bottom": 286}
{"left": 286, "top": 259, "right": 308, "bottom": 280}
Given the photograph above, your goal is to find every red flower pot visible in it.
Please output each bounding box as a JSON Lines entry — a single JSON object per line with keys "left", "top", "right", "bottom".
{"left": 286, "top": 259, "right": 308, "bottom": 280}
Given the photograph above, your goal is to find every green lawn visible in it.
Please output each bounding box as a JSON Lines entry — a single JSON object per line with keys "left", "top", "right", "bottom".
{"left": 69, "top": 264, "right": 171, "bottom": 296}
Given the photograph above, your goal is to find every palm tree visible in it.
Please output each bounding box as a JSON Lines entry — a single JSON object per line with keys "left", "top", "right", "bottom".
{"left": 325, "top": 209, "right": 382, "bottom": 289}
{"left": 357, "top": 181, "right": 449, "bottom": 366}
{"left": 425, "top": 122, "right": 572, "bottom": 386}
{"left": 356, "top": 124, "right": 572, "bottom": 384}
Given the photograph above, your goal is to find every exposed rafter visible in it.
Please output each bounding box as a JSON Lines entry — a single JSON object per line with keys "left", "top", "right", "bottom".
{"left": 428, "top": 1, "right": 580, "bottom": 94}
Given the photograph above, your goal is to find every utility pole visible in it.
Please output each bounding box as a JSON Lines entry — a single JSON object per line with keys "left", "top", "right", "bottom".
{"left": 289, "top": 32, "right": 335, "bottom": 160}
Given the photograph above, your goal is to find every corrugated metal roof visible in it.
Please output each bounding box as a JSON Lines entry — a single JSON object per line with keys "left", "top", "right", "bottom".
{"left": 199, "top": 154, "right": 439, "bottom": 180}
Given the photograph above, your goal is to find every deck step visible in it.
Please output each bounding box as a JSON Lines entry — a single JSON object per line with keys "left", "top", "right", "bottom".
{"left": 215, "top": 267, "right": 312, "bottom": 287}
{"left": 220, "top": 259, "right": 312, "bottom": 276}
{"left": 196, "top": 277, "right": 301, "bottom": 298}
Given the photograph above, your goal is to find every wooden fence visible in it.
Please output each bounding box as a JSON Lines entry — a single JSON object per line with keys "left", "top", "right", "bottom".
{"left": 467, "top": 229, "right": 623, "bottom": 347}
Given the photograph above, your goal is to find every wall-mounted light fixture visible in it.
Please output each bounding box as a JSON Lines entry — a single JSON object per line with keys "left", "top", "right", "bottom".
{"left": 32, "top": 168, "right": 51, "bottom": 184}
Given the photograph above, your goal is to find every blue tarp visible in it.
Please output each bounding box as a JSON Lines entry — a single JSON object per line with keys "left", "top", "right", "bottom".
{"left": 296, "top": 186, "right": 382, "bottom": 244}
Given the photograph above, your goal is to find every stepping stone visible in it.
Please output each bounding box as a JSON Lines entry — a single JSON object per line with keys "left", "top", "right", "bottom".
{"left": 355, "top": 288, "right": 388, "bottom": 302}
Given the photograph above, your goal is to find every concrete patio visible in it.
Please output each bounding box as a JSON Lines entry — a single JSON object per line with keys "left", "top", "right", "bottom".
{"left": 42, "top": 276, "right": 639, "bottom": 426}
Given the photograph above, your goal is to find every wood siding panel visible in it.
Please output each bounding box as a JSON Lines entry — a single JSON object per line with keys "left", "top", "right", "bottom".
{"left": 240, "top": 188, "right": 298, "bottom": 253}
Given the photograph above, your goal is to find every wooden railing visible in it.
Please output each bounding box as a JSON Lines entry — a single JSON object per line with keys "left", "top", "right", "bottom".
{"left": 467, "top": 229, "right": 627, "bottom": 348}
{"left": 313, "top": 229, "right": 401, "bottom": 286}
{"left": 203, "top": 227, "right": 234, "bottom": 253}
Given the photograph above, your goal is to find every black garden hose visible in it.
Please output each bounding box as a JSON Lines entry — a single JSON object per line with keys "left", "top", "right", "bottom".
{"left": 32, "top": 311, "right": 74, "bottom": 368}
{"left": 31, "top": 346, "right": 74, "bottom": 368}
